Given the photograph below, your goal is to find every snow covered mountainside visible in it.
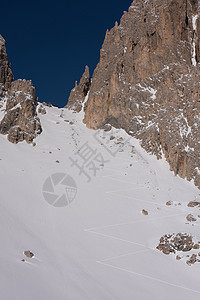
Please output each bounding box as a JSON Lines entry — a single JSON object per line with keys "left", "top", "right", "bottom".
{"left": 1, "top": 103, "right": 200, "bottom": 300}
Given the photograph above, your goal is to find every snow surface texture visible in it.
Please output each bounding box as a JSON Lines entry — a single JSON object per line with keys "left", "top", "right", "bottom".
{"left": 1, "top": 104, "right": 200, "bottom": 299}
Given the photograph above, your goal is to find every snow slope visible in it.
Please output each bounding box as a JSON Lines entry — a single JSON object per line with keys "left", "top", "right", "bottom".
{"left": 0, "top": 105, "right": 200, "bottom": 300}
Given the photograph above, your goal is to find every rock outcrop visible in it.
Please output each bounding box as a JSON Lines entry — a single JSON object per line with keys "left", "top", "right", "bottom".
{"left": 66, "top": 65, "right": 91, "bottom": 112}
{"left": 157, "top": 232, "right": 200, "bottom": 265}
{"left": 0, "top": 35, "right": 42, "bottom": 144}
{"left": 70, "top": 0, "right": 200, "bottom": 188}
{"left": 157, "top": 233, "right": 194, "bottom": 254}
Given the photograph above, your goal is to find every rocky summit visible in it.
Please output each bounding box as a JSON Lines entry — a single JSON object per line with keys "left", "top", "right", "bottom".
{"left": 66, "top": 65, "right": 91, "bottom": 112}
{"left": 0, "top": 35, "right": 13, "bottom": 90}
{"left": 0, "top": 35, "right": 42, "bottom": 144}
{"left": 67, "top": 0, "right": 200, "bottom": 189}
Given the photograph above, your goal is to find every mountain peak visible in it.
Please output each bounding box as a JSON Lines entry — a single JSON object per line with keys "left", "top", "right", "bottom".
{"left": 81, "top": 0, "right": 200, "bottom": 188}
{"left": 0, "top": 34, "right": 5, "bottom": 46}
{"left": 66, "top": 65, "right": 91, "bottom": 112}
{"left": 0, "top": 35, "right": 42, "bottom": 144}
{"left": 0, "top": 34, "right": 13, "bottom": 89}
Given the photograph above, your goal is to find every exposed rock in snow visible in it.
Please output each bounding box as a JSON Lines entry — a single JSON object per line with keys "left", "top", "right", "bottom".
{"left": 142, "top": 209, "right": 149, "bottom": 215}
{"left": 187, "top": 200, "right": 200, "bottom": 207}
{"left": 186, "top": 214, "right": 197, "bottom": 222}
{"left": 157, "top": 232, "right": 200, "bottom": 265}
{"left": 24, "top": 250, "right": 34, "bottom": 258}
{"left": 38, "top": 104, "right": 47, "bottom": 115}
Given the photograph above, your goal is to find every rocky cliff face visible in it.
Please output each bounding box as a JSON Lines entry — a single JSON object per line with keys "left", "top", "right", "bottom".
{"left": 0, "top": 35, "right": 13, "bottom": 90}
{"left": 70, "top": 0, "right": 200, "bottom": 188}
{"left": 66, "top": 66, "right": 91, "bottom": 112}
{"left": 0, "top": 35, "right": 42, "bottom": 144}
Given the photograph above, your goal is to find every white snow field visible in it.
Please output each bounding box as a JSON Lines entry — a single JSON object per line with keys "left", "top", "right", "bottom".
{"left": 0, "top": 105, "right": 200, "bottom": 300}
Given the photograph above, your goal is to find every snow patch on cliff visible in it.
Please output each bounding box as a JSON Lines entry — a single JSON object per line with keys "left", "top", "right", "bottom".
{"left": 191, "top": 15, "right": 198, "bottom": 66}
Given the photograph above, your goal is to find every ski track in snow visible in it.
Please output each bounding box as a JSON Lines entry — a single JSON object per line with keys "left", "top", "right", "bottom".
{"left": 85, "top": 153, "right": 200, "bottom": 296}
{"left": 97, "top": 261, "right": 200, "bottom": 295}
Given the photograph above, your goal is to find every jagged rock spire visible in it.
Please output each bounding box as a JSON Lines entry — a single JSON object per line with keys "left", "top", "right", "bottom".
{"left": 0, "top": 35, "right": 42, "bottom": 144}
{"left": 66, "top": 65, "right": 91, "bottom": 112}
{"left": 0, "top": 34, "right": 13, "bottom": 89}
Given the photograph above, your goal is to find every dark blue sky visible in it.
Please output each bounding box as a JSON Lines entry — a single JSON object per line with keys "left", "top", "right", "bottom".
{"left": 1, "top": 0, "right": 132, "bottom": 107}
